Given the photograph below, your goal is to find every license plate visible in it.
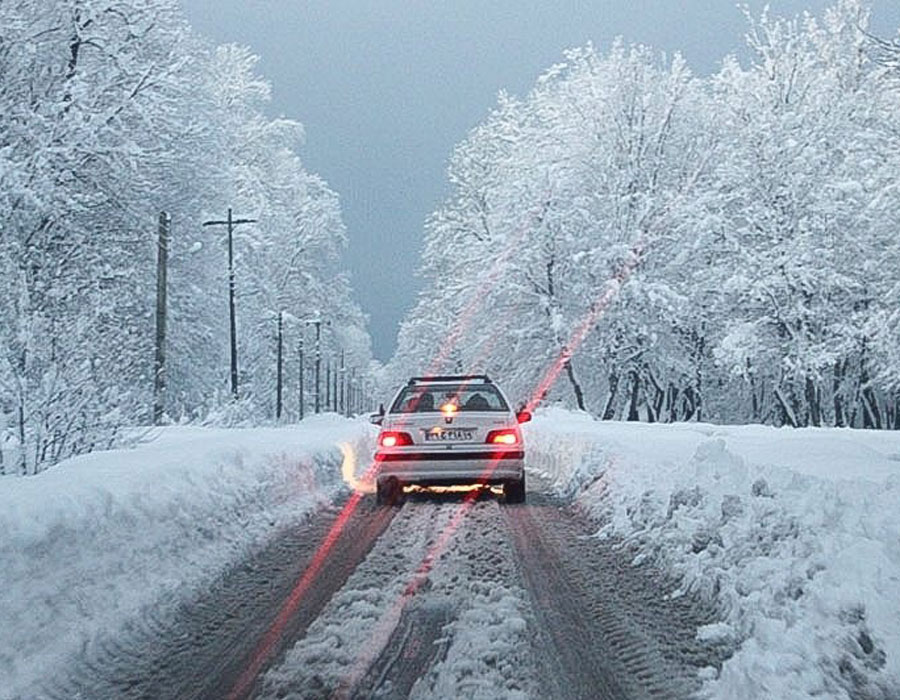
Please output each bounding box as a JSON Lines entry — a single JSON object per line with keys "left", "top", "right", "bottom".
{"left": 424, "top": 427, "right": 475, "bottom": 442}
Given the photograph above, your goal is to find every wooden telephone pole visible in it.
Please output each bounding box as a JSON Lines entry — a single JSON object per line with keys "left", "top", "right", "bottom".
{"left": 305, "top": 318, "right": 329, "bottom": 413}
{"left": 152, "top": 211, "right": 169, "bottom": 424}
{"left": 299, "top": 336, "right": 305, "bottom": 420}
{"left": 202, "top": 208, "right": 256, "bottom": 399}
{"left": 276, "top": 311, "right": 284, "bottom": 420}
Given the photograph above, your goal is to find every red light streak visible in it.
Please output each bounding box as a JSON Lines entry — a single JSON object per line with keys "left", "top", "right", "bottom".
{"left": 525, "top": 240, "right": 644, "bottom": 414}
{"left": 335, "top": 237, "right": 645, "bottom": 696}
{"left": 227, "top": 464, "right": 380, "bottom": 700}
{"left": 228, "top": 205, "right": 642, "bottom": 696}
{"left": 426, "top": 192, "right": 550, "bottom": 374}
{"left": 228, "top": 214, "right": 528, "bottom": 693}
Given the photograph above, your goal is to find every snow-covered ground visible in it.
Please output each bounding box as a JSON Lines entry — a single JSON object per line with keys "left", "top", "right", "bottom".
{"left": 4, "top": 409, "right": 899, "bottom": 699}
{"left": 0, "top": 416, "right": 371, "bottom": 700}
{"left": 526, "top": 408, "right": 900, "bottom": 699}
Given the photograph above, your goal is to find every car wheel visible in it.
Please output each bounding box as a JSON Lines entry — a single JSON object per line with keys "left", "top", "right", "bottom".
{"left": 376, "top": 477, "right": 404, "bottom": 506}
{"left": 505, "top": 475, "right": 526, "bottom": 504}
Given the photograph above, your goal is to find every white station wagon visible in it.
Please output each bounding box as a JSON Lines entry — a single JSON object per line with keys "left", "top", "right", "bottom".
{"left": 371, "top": 375, "right": 530, "bottom": 505}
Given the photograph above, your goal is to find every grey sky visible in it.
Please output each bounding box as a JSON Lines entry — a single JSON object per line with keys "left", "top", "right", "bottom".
{"left": 178, "top": 1, "right": 900, "bottom": 361}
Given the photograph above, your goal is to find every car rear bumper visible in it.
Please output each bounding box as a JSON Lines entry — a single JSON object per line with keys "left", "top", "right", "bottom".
{"left": 374, "top": 450, "right": 524, "bottom": 485}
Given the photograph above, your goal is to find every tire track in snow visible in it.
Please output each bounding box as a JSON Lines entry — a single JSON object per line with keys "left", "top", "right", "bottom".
{"left": 43, "top": 494, "right": 396, "bottom": 700}
{"left": 351, "top": 600, "right": 453, "bottom": 700}
{"left": 504, "top": 487, "right": 722, "bottom": 699}
{"left": 262, "top": 484, "right": 717, "bottom": 699}
{"left": 405, "top": 496, "right": 538, "bottom": 700}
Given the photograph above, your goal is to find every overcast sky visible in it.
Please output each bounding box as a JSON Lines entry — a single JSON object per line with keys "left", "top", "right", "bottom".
{"left": 178, "top": 0, "right": 900, "bottom": 361}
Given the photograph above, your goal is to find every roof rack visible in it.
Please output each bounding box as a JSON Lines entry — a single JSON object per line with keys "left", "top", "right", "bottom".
{"left": 408, "top": 374, "right": 492, "bottom": 385}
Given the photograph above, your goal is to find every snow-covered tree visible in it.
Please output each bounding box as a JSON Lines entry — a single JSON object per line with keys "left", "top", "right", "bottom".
{"left": 0, "top": 0, "right": 372, "bottom": 473}
{"left": 390, "top": 0, "right": 900, "bottom": 429}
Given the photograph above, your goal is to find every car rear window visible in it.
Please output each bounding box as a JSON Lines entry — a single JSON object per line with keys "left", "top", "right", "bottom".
{"left": 390, "top": 384, "right": 509, "bottom": 413}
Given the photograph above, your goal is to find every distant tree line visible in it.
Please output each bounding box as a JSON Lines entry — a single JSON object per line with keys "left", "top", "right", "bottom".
{"left": 0, "top": 0, "right": 371, "bottom": 474}
{"left": 389, "top": 1, "right": 900, "bottom": 429}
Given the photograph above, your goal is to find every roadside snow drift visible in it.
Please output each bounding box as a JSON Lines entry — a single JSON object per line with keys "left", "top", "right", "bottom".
{"left": 526, "top": 408, "right": 900, "bottom": 700}
{"left": 0, "top": 416, "right": 371, "bottom": 700}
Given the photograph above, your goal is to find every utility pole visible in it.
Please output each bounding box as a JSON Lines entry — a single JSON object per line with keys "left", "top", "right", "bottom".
{"left": 332, "top": 355, "right": 338, "bottom": 412}
{"left": 313, "top": 321, "right": 321, "bottom": 414}
{"left": 202, "top": 208, "right": 257, "bottom": 400}
{"left": 350, "top": 367, "right": 356, "bottom": 416}
{"left": 298, "top": 336, "right": 304, "bottom": 421}
{"left": 152, "top": 211, "right": 170, "bottom": 425}
{"left": 276, "top": 311, "right": 283, "bottom": 421}
{"left": 326, "top": 358, "right": 332, "bottom": 411}
{"left": 339, "top": 350, "right": 345, "bottom": 416}
{"left": 305, "top": 318, "right": 328, "bottom": 413}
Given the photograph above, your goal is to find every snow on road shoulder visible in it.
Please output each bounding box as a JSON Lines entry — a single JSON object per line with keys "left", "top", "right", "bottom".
{"left": 0, "top": 415, "right": 373, "bottom": 700}
{"left": 525, "top": 408, "right": 900, "bottom": 700}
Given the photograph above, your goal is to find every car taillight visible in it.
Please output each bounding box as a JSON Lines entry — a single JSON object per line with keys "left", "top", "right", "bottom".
{"left": 379, "top": 431, "right": 413, "bottom": 448}
{"left": 485, "top": 429, "right": 518, "bottom": 445}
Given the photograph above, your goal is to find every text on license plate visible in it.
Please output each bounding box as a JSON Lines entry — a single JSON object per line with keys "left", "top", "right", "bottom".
{"left": 424, "top": 428, "right": 475, "bottom": 442}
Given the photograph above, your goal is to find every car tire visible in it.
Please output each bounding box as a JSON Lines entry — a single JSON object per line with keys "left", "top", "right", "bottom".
{"left": 505, "top": 475, "right": 526, "bottom": 504}
{"left": 376, "top": 477, "right": 404, "bottom": 507}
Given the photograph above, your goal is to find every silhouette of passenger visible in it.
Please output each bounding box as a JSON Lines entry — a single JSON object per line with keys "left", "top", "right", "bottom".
{"left": 464, "top": 393, "right": 489, "bottom": 411}
{"left": 417, "top": 392, "right": 435, "bottom": 412}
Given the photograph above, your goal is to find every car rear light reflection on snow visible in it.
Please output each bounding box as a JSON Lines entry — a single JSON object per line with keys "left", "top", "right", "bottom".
{"left": 378, "top": 431, "right": 413, "bottom": 448}
{"left": 485, "top": 429, "right": 518, "bottom": 445}
{"left": 339, "top": 442, "right": 375, "bottom": 494}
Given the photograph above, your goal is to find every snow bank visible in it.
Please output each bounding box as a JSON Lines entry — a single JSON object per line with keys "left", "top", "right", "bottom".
{"left": 526, "top": 408, "right": 900, "bottom": 700}
{"left": 0, "top": 416, "right": 372, "bottom": 700}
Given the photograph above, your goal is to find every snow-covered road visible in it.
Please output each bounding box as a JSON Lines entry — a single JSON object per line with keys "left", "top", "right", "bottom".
{"left": 5, "top": 411, "right": 899, "bottom": 699}
{"left": 42, "top": 483, "right": 719, "bottom": 700}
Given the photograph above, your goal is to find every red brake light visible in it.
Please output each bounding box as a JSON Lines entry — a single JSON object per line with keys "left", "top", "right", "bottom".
{"left": 379, "top": 431, "right": 413, "bottom": 448}
{"left": 486, "top": 429, "right": 518, "bottom": 445}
